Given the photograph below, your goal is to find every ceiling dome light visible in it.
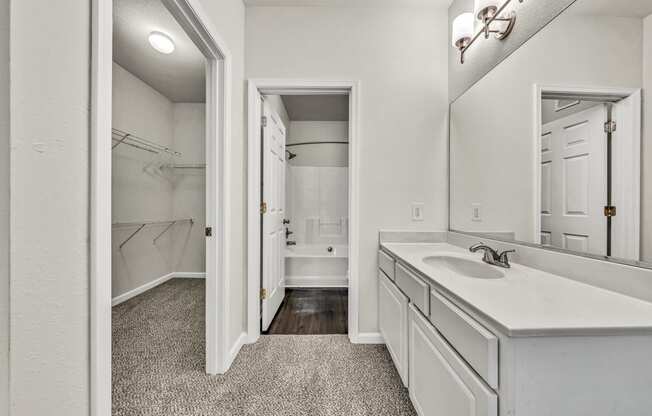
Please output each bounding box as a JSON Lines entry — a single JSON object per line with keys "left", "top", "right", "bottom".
{"left": 148, "top": 31, "right": 175, "bottom": 54}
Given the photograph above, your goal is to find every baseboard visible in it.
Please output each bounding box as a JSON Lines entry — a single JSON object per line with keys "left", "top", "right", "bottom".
{"left": 285, "top": 275, "right": 348, "bottom": 288}
{"left": 112, "top": 271, "right": 206, "bottom": 306}
{"left": 351, "top": 332, "right": 385, "bottom": 344}
{"left": 172, "top": 272, "right": 206, "bottom": 279}
{"left": 225, "top": 332, "right": 247, "bottom": 370}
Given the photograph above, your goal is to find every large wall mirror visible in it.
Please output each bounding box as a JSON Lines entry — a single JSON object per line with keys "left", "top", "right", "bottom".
{"left": 450, "top": 0, "right": 652, "bottom": 267}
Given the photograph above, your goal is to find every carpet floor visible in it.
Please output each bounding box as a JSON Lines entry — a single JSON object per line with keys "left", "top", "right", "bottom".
{"left": 112, "top": 278, "right": 416, "bottom": 416}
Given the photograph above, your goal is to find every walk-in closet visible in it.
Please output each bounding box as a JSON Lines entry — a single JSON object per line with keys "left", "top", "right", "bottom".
{"left": 110, "top": 0, "right": 208, "bottom": 409}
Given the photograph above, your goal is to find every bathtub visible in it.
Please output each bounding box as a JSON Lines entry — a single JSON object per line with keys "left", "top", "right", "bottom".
{"left": 285, "top": 244, "right": 348, "bottom": 258}
{"left": 284, "top": 244, "right": 349, "bottom": 287}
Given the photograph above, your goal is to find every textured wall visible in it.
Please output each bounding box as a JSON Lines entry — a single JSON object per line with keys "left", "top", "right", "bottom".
{"left": 246, "top": 5, "right": 449, "bottom": 334}
{"left": 9, "top": 1, "right": 91, "bottom": 414}
{"left": 171, "top": 103, "right": 206, "bottom": 273}
{"left": 448, "top": 0, "right": 577, "bottom": 101}
{"left": 112, "top": 66, "right": 206, "bottom": 297}
{"left": 643, "top": 15, "right": 652, "bottom": 263}
{"left": 0, "top": 0, "right": 8, "bottom": 413}
{"left": 112, "top": 63, "right": 176, "bottom": 297}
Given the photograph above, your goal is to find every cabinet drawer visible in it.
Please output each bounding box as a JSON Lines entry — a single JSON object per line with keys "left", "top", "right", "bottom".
{"left": 395, "top": 263, "right": 430, "bottom": 316}
{"left": 409, "top": 304, "right": 497, "bottom": 416}
{"left": 378, "top": 271, "right": 409, "bottom": 386}
{"left": 378, "top": 250, "right": 395, "bottom": 280}
{"left": 430, "top": 290, "right": 498, "bottom": 389}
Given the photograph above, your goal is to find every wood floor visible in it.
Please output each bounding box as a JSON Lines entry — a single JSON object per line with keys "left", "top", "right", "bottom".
{"left": 265, "top": 288, "right": 348, "bottom": 335}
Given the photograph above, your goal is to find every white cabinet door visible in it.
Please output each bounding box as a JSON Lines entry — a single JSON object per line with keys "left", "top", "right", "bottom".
{"left": 378, "top": 271, "right": 409, "bottom": 386}
{"left": 408, "top": 305, "right": 497, "bottom": 416}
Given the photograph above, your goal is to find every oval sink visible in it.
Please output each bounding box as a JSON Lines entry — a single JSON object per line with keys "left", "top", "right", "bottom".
{"left": 422, "top": 255, "right": 505, "bottom": 279}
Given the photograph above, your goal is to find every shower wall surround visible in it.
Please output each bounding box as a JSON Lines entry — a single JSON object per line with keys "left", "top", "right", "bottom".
{"left": 287, "top": 166, "right": 349, "bottom": 245}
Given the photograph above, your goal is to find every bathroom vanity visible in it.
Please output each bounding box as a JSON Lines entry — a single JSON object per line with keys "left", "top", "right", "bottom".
{"left": 378, "top": 237, "right": 652, "bottom": 416}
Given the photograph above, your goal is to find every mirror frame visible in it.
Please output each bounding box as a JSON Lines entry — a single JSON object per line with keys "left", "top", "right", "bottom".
{"left": 447, "top": 4, "right": 652, "bottom": 271}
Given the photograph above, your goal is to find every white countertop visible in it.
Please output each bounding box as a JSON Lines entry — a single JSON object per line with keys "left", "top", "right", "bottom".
{"left": 381, "top": 242, "right": 652, "bottom": 337}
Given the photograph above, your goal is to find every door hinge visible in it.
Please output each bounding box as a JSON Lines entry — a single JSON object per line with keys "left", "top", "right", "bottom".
{"left": 260, "top": 201, "right": 267, "bottom": 214}
{"left": 260, "top": 288, "right": 267, "bottom": 300}
{"left": 604, "top": 206, "right": 617, "bottom": 217}
{"left": 261, "top": 116, "right": 267, "bottom": 127}
{"left": 205, "top": 226, "right": 212, "bottom": 237}
{"left": 604, "top": 121, "right": 617, "bottom": 134}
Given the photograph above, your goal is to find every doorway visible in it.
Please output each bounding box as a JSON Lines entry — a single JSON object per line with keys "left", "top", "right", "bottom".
{"left": 90, "top": 0, "right": 232, "bottom": 414}
{"left": 535, "top": 86, "right": 641, "bottom": 260}
{"left": 246, "top": 80, "right": 360, "bottom": 343}
{"left": 260, "top": 94, "right": 350, "bottom": 334}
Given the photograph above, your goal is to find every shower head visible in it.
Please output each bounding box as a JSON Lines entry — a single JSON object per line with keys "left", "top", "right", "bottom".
{"left": 286, "top": 150, "right": 297, "bottom": 160}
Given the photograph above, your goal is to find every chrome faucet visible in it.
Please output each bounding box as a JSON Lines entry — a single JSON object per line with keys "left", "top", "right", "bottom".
{"left": 469, "top": 243, "right": 515, "bottom": 268}
{"left": 286, "top": 240, "right": 297, "bottom": 246}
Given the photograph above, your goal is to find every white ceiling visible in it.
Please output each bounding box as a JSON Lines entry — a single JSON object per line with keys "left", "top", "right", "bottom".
{"left": 281, "top": 95, "right": 349, "bottom": 121}
{"left": 113, "top": 0, "right": 205, "bottom": 103}
{"left": 244, "top": 0, "right": 453, "bottom": 7}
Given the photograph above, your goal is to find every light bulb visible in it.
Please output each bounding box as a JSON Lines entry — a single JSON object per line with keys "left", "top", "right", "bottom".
{"left": 452, "top": 13, "right": 474, "bottom": 49}
{"left": 148, "top": 31, "right": 175, "bottom": 54}
{"left": 474, "top": 0, "right": 500, "bottom": 21}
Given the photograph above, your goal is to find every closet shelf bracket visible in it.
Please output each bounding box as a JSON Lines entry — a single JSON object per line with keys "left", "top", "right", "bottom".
{"left": 114, "top": 218, "right": 194, "bottom": 249}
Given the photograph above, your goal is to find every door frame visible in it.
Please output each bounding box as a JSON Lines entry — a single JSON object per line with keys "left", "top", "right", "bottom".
{"left": 533, "top": 85, "right": 641, "bottom": 256}
{"left": 246, "top": 79, "right": 360, "bottom": 343}
{"left": 91, "top": 1, "right": 233, "bottom": 415}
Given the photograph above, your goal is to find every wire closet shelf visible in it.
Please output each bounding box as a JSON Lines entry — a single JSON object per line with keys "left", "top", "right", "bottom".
{"left": 113, "top": 218, "right": 194, "bottom": 249}
{"left": 112, "top": 127, "right": 182, "bottom": 157}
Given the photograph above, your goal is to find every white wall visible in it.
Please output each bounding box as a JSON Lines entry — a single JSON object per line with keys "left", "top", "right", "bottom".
{"left": 0, "top": 0, "right": 8, "bottom": 413}
{"left": 288, "top": 121, "right": 348, "bottom": 167}
{"left": 450, "top": 14, "right": 643, "bottom": 243}
{"left": 9, "top": 1, "right": 90, "bottom": 414}
{"left": 6, "top": 0, "right": 245, "bottom": 411}
{"left": 643, "top": 15, "right": 652, "bottom": 263}
{"left": 112, "top": 64, "right": 206, "bottom": 297}
{"left": 197, "top": 0, "right": 246, "bottom": 354}
{"left": 171, "top": 103, "right": 206, "bottom": 272}
{"left": 246, "top": 5, "right": 449, "bottom": 334}
{"left": 112, "top": 63, "right": 176, "bottom": 297}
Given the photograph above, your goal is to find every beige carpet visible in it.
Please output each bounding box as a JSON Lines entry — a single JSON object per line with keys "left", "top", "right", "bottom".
{"left": 112, "top": 279, "right": 416, "bottom": 416}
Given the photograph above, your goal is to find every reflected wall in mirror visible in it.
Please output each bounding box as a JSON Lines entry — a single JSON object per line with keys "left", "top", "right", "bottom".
{"left": 450, "top": 0, "right": 652, "bottom": 266}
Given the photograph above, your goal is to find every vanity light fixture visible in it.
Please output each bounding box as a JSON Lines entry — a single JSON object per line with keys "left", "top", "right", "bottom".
{"left": 452, "top": 13, "right": 474, "bottom": 62}
{"left": 453, "top": 0, "right": 524, "bottom": 64}
{"left": 148, "top": 31, "right": 175, "bottom": 54}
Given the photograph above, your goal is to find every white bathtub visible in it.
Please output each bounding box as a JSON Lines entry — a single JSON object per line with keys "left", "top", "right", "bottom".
{"left": 285, "top": 244, "right": 348, "bottom": 258}
{"left": 284, "top": 244, "right": 349, "bottom": 287}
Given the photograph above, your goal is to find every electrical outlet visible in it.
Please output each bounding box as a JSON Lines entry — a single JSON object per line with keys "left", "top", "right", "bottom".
{"left": 412, "top": 203, "right": 424, "bottom": 222}
{"left": 471, "top": 203, "right": 482, "bottom": 222}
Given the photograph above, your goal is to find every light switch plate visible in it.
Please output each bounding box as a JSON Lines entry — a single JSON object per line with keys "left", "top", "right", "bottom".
{"left": 412, "top": 202, "right": 424, "bottom": 222}
{"left": 471, "top": 203, "right": 482, "bottom": 222}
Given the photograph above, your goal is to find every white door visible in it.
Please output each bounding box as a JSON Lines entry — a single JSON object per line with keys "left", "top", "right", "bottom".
{"left": 261, "top": 100, "right": 287, "bottom": 331}
{"left": 540, "top": 105, "right": 607, "bottom": 255}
